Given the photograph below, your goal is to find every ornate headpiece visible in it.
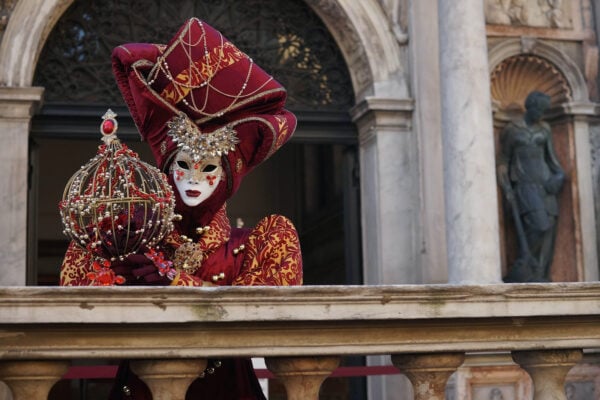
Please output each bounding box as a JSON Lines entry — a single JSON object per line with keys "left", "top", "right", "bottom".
{"left": 112, "top": 18, "right": 297, "bottom": 212}
{"left": 145, "top": 18, "right": 277, "bottom": 124}
{"left": 59, "top": 110, "right": 176, "bottom": 264}
{"left": 166, "top": 113, "right": 239, "bottom": 162}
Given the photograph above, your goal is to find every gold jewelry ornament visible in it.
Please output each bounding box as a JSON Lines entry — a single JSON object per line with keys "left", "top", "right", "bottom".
{"left": 173, "top": 241, "right": 204, "bottom": 274}
{"left": 167, "top": 113, "right": 239, "bottom": 163}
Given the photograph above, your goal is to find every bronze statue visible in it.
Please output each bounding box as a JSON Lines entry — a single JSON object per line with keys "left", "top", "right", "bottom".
{"left": 497, "top": 91, "right": 565, "bottom": 282}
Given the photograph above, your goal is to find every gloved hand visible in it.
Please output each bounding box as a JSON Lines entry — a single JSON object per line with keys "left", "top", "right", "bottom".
{"left": 111, "top": 253, "right": 171, "bottom": 285}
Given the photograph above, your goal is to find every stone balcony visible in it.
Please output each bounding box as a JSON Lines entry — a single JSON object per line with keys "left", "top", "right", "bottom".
{"left": 0, "top": 283, "right": 598, "bottom": 399}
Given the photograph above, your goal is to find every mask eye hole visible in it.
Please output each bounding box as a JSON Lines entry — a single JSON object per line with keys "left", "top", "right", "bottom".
{"left": 177, "top": 160, "right": 190, "bottom": 169}
{"left": 203, "top": 164, "right": 217, "bottom": 172}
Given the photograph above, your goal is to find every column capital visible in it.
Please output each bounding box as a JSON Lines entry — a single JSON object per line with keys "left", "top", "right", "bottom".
{"left": 0, "top": 86, "right": 44, "bottom": 119}
{"left": 350, "top": 96, "right": 414, "bottom": 144}
{"left": 350, "top": 96, "right": 413, "bottom": 123}
{"left": 559, "top": 101, "right": 600, "bottom": 119}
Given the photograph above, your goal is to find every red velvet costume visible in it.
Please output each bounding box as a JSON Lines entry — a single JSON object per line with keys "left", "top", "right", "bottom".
{"left": 60, "top": 18, "right": 302, "bottom": 399}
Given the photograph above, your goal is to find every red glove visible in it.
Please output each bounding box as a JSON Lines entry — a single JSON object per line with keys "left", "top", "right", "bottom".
{"left": 111, "top": 254, "right": 171, "bottom": 285}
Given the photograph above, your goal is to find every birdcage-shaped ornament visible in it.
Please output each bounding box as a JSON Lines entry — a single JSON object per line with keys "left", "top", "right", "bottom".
{"left": 59, "top": 110, "right": 176, "bottom": 280}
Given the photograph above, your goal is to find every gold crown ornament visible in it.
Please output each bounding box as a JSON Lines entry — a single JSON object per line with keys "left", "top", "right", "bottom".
{"left": 59, "top": 110, "right": 176, "bottom": 277}
{"left": 166, "top": 112, "right": 239, "bottom": 163}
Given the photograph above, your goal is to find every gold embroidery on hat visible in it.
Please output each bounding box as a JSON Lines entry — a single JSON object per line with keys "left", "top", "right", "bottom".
{"left": 145, "top": 19, "right": 273, "bottom": 123}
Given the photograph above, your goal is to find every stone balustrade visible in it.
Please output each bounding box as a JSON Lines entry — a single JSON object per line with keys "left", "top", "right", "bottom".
{"left": 0, "top": 283, "right": 598, "bottom": 399}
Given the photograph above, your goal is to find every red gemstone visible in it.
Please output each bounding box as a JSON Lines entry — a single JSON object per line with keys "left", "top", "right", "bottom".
{"left": 102, "top": 119, "right": 115, "bottom": 135}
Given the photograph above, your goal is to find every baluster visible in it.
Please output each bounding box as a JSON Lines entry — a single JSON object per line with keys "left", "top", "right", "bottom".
{"left": 265, "top": 356, "right": 340, "bottom": 400}
{"left": 512, "top": 349, "right": 583, "bottom": 400}
{"left": 391, "top": 352, "right": 465, "bottom": 400}
{"left": 0, "top": 360, "right": 69, "bottom": 400}
{"left": 130, "top": 359, "right": 207, "bottom": 400}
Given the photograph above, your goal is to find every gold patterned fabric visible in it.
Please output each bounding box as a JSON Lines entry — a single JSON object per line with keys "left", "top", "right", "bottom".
{"left": 233, "top": 215, "right": 303, "bottom": 286}
{"left": 60, "top": 206, "right": 302, "bottom": 287}
{"left": 60, "top": 241, "right": 94, "bottom": 286}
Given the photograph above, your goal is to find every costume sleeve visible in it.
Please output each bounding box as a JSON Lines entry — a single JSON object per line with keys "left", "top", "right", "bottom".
{"left": 170, "top": 272, "right": 214, "bottom": 287}
{"left": 232, "top": 215, "right": 303, "bottom": 286}
{"left": 60, "top": 241, "right": 93, "bottom": 286}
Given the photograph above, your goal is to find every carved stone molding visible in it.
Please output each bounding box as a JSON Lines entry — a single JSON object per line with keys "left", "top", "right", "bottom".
{"left": 488, "top": 39, "right": 589, "bottom": 103}
{"left": 349, "top": 97, "right": 414, "bottom": 146}
{"left": 485, "top": 0, "right": 573, "bottom": 29}
{"left": 0, "top": 0, "right": 74, "bottom": 87}
{"left": 452, "top": 357, "right": 533, "bottom": 400}
{"left": 304, "top": 0, "right": 407, "bottom": 100}
{"left": 0, "top": 0, "right": 17, "bottom": 34}
{"left": 0, "top": 87, "right": 44, "bottom": 119}
{"left": 303, "top": 0, "right": 371, "bottom": 95}
{"left": 376, "top": 0, "right": 408, "bottom": 43}
{"left": 490, "top": 54, "right": 572, "bottom": 113}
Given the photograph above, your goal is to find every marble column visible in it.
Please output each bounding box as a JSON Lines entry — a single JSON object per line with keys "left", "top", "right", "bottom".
{"left": 568, "top": 105, "right": 600, "bottom": 282}
{"left": 409, "top": 0, "right": 447, "bottom": 284}
{"left": 437, "top": 0, "right": 502, "bottom": 284}
{"left": 0, "top": 87, "right": 44, "bottom": 286}
{"left": 350, "top": 97, "right": 417, "bottom": 285}
{"left": 351, "top": 98, "right": 417, "bottom": 400}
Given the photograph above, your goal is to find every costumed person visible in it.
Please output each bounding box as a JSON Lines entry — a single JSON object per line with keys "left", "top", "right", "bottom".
{"left": 60, "top": 18, "right": 302, "bottom": 399}
{"left": 497, "top": 91, "right": 564, "bottom": 282}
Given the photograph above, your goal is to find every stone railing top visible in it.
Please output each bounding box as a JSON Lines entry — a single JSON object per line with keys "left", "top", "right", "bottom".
{"left": 0, "top": 283, "right": 598, "bottom": 359}
{"left": 0, "top": 283, "right": 598, "bottom": 323}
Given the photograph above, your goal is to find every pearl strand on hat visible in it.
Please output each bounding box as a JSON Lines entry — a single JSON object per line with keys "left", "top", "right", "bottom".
{"left": 146, "top": 19, "right": 266, "bottom": 121}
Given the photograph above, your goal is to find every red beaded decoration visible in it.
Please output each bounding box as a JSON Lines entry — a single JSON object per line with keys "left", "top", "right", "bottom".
{"left": 86, "top": 259, "right": 126, "bottom": 286}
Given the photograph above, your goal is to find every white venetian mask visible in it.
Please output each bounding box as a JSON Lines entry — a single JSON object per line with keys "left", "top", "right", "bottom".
{"left": 170, "top": 150, "right": 222, "bottom": 207}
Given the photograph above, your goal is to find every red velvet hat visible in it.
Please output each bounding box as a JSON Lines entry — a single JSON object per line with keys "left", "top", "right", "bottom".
{"left": 112, "top": 18, "right": 296, "bottom": 223}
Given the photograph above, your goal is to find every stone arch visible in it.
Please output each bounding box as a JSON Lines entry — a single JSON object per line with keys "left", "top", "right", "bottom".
{"left": 488, "top": 38, "right": 589, "bottom": 103}
{"left": 303, "top": 0, "right": 407, "bottom": 100}
{"left": 0, "top": 0, "right": 74, "bottom": 87}
{"left": 0, "top": 0, "right": 407, "bottom": 102}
